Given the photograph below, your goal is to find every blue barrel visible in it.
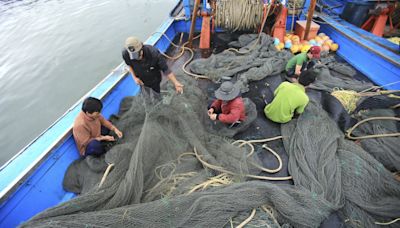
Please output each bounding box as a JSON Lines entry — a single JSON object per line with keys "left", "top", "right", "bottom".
{"left": 340, "top": 0, "right": 376, "bottom": 27}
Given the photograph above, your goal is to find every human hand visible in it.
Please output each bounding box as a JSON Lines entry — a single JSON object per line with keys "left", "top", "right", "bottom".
{"left": 209, "top": 113, "right": 217, "bottom": 121}
{"left": 114, "top": 128, "right": 123, "bottom": 138}
{"left": 174, "top": 82, "right": 184, "bottom": 94}
{"left": 102, "top": 135, "right": 115, "bottom": 142}
{"left": 207, "top": 108, "right": 214, "bottom": 115}
{"left": 134, "top": 77, "right": 144, "bottom": 86}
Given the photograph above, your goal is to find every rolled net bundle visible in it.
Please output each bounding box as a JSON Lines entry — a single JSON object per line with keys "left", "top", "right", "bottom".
{"left": 188, "top": 33, "right": 292, "bottom": 90}
{"left": 308, "top": 64, "right": 374, "bottom": 92}
{"left": 281, "top": 102, "right": 400, "bottom": 227}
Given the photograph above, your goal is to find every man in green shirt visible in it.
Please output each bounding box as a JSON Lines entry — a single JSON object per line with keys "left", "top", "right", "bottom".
{"left": 285, "top": 46, "right": 321, "bottom": 79}
{"left": 264, "top": 71, "right": 317, "bottom": 123}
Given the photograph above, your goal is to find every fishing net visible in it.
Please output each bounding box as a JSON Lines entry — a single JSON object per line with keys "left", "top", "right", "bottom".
{"left": 22, "top": 75, "right": 332, "bottom": 228}
{"left": 205, "top": 97, "right": 257, "bottom": 137}
{"left": 63, "top": 156, "right": 108, "bottom": 194}
{"left": 308, "top": 63, "right": 374, "bottom": 92}
{"left": 282, "top": 102, "right": 400, "bottom": 228}
{"left": 349, "top": 109, "right": 400, "bottom": 171}
{"left": 188, "top": 33, "right": 292, "bottom": 93}
{"left": 21, "top": 33, "right": 400, "bottom": 228}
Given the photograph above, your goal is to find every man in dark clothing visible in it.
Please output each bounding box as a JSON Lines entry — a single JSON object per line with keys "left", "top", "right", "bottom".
{"left": 208, "top": 81, "right": 246, "bottom": 125}
{"left": 122, "top": 36, "right": 183, "bottom": 94}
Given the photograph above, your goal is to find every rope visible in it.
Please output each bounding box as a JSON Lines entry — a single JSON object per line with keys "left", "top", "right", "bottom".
{"left": 330, "top": 89, "right": 400, "bottom": 113}
{"left": 375, "top": 218, "right": 400, "bottom": 225}
{"left": 215, "top": 0, "right": 264, "bottom": 31}
{"left": 346, "top": 117, "right": 400, "bottom": 140}
{"left": 98, "top": 163, "right": 114, "bottom": 189}
{"left": 226, "top": 3, "right": 272, "bottom": 55}
{"left": 232, "top": 136, "right": 284, "bottom": 173}
{"left": 187, "top": 173, "right": 233, "bottom": 194}
{"left": 261, "top": 205, "right": 281, "bottom": 227}
{"left": 236, "top": 208, "right": 257, "bottom": 228}
{"left": 331, "top": 89, "right": 361, "bottom": 113}
{"left": 194, "top": 147, "right": 292, "bottom": 181}
{"left": 360, "top": 80, "right": 400, "bottom": 93}
{"left": 151, "top": 31, "right": 211, "bottom": 80}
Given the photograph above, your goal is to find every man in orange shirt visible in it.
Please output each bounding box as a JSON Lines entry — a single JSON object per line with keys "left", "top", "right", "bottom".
{"left": 73, "top": 97, "right": 123, "bottom": 157}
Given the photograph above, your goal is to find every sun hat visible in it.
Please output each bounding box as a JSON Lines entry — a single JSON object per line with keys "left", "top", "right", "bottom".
{"left": 215, "top": 81, "right": 241, "bottom": 101}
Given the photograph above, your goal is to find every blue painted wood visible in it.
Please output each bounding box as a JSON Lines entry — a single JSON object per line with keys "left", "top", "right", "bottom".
{"left": 1, "top": 2, "right": 399, "bottom": 226}
{"left": 0, "top": 16, "right": 182, "bottom": 227}
{"left": 319, "top": 16, "right": 400, "bottom": 90}
{"left": 0, "top": 75, "right": 139, "bottom": 228}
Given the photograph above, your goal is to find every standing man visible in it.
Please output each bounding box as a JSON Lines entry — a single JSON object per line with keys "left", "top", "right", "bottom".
{"left": 122, "top": 36, "right": 184, "bottom": 94}
{"left": 285, "top": 46, "right": 321, "bottom": 79}
{"left": 264, "top": 71, "right": 317, "bottom": 123}
{"left": 73, "top": 97, "right": 123, "bottom": 157}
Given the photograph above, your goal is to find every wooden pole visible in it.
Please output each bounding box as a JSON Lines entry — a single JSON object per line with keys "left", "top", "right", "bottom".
{"left": 188, "top": 0, "right": 201, "bottom": 48}
{"left": 304, "top": 0, "right": 317, "bottom": 40}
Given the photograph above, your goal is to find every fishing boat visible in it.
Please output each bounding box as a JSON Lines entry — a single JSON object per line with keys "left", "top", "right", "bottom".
{"left": 0, "top": 0, "right": 399, "bottom": 227}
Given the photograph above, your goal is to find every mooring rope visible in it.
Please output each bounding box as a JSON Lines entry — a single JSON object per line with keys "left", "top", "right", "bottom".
{"left": 346, "top": 116, "right": 400, "bottom": 140}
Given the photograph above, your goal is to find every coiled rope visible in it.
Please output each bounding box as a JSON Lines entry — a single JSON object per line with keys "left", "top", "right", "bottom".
{"left": 215, "top": 0, "right": 264, "bottom": 32}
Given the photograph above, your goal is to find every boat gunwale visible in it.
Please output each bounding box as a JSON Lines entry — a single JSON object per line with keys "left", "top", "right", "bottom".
{"left": 318, "top": 14, "right": 400, "bottom": 67}
{"left": 0, "top": 17, "right": 176, "bottom": 202}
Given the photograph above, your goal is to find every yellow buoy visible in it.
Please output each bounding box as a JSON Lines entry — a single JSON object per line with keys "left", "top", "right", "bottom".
{"left": 290, "top": 44, "right": 300, "bottom": 53}
{"left": 301, "top": 44, "right": 311, "bottom": 53}
{"left": 322, "top": 35, "right": 330, "bottom": 41}
{"left": 291, "top": 35, "right": 300, "bottom": 43}
{"left": 278, "top": 43, "right": 284, "bottom": 50}
{"left": 330, "top": 43, "right": 339, "bottom": 51}
{"left": 324, "top": 40, "right": 333, "bottom": 46}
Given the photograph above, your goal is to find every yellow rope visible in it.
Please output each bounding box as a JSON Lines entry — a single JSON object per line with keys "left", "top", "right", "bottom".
{"left": 236, "top": 208, "right": 257, "bottom": 228}
{"left": 261, "top": 205, "right": 280, "bottom": 226}
{"left": 346, "top": 117, "right": 400, "bottom": 140}
{"left": 331, "top": 89, "right": 361, "bottom": 113}
{"left": 375, "top": 218, "right": 400, "bottom": 225}
{"left": 193, "top": 147, "right": 292, "bottom": 181}
{"left": 187, "top": 173, "right": 233, "bottom": 194}
{"left": 98, "top": 163, "right": 114, "bottom": 189}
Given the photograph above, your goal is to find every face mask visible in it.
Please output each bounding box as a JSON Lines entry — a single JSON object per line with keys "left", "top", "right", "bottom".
{"left": 128, "top": 49, "right": 140, "bottom": 60}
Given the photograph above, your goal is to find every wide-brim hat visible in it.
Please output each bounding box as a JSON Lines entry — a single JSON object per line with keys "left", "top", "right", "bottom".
{"left": 125, "top": 36, "right": 143, "bottom": 53}
{"left": 215, "top": 81, "right": 241, "bottom": 101}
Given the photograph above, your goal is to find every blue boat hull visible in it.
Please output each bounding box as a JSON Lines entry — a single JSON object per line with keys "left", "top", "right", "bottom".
{"left": 1, "top": 3, "right": 399, "bottom": 227}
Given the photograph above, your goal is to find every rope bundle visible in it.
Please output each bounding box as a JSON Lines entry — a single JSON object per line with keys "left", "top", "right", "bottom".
{"left": 215, "top": 0, "right": 264, "bottom": 31}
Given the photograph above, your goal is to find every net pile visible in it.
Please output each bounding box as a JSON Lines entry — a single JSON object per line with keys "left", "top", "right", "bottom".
{"left": 21, "top": 34, "right": 400, "bottom": 228}
{"left": 189, "top": 33, "right": 292, "bottom": 93}
{"left": 350, "top": 109, "right": 400, "bottom": 171}
{"left": 282, "top": 102, "right": 400, "bottom": 227}
{"left": 23, "top": 76, "right": 334, "bottom": 228}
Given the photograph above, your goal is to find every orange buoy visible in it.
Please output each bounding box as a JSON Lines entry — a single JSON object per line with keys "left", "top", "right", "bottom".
{"left": 322, "top": 44, "right": 330, "bottom": 52}
{"left": 291, "top": 35, "right": 300, "bottom": 43}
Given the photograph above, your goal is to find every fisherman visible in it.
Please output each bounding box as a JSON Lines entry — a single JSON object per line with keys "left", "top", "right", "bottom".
{"left": 73, "top": 97, "right": 123, "bottom": 157}
{"left": 264, "top": 70, "right": 317, "bottom": 123}
{"left": 122, "top": 36, "right": 184, "bottom": 94}
{"left": 285, "top": 46, "right": 321, "bottom": 80}
{"left": 208, "top": 81, "right": 246, "bottom": 126}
